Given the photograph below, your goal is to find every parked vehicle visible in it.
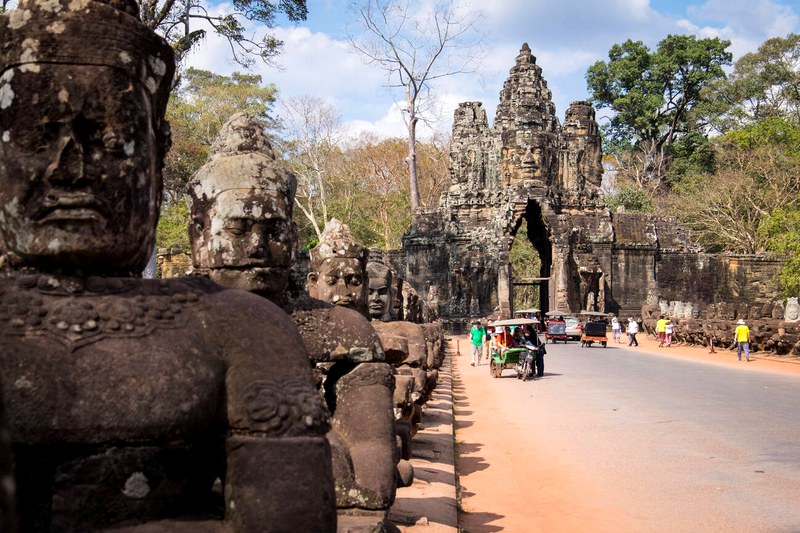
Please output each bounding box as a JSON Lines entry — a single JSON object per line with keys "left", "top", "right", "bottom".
{"left": 488, "top": 318, "right": 541, "bottom": 379}
{"left": 579, "top": 311, "right": 610, "bottom": 347}
{"left": 564, "top": 316, "right": 582, "bottom": 340}
{"left": 544, "top": 311, "right": 570, "bottom": 343}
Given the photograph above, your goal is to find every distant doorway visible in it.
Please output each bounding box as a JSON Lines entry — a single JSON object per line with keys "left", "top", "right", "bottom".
{"left": 510, "top": 199, "right": 552, "bottom": 314}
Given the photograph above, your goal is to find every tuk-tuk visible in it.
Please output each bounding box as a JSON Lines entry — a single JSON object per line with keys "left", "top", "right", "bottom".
{"left": 544, "top": 310, "right": 569, "bottom": 343}
{"left": 579, "top": 311, "right": 609, "bottom": 347}
{"left": 488, "top": 318, "right": 541, "bottom": 379}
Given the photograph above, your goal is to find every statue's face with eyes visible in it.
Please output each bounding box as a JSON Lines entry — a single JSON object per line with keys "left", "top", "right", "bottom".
{"left": 307, "top": 257, "right": 366, "bottom": 311}
{"left": 190, "top": 186, "right": 296, "bottom": 298}
{"left": 0, "top": 64, "right": 161, "bottom": 273}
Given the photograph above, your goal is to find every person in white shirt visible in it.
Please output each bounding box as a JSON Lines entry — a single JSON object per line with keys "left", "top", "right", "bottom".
{"left": 627, "top": 317, "right": 639, "bottom": 347}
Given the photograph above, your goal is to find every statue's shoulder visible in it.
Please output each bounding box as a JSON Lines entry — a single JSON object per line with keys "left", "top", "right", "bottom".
{"left": 290, "top": 299, "right": 384, "bottom": 363}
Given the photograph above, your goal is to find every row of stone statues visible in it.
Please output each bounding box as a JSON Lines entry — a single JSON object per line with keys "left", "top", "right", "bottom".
{"left": 187, "top": 112, "right": 446, "bottom": 530}
{"left": 0, "top": 1, "right": 443, "bottom": 531}
{"left": 641, "top": 296, "right": 800, "bottom": 355}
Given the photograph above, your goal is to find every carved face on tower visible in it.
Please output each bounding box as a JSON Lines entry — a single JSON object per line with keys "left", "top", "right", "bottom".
{"left": 189, "top": 114, "right": 297, "bottom": 299}
{"left": 0, "top": 0, "right": 173, "bottom": 275}
{"left": 515, "top": 132, "right": 548, "bottom": 182}
{"left": 367, "top": 262, "right": 394, "bottom": 321}
{"left": 307, "top": 219, "right": 368, "bottom": 315}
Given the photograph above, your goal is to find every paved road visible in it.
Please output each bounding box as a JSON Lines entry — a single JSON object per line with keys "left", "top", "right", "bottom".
{"left": 455, "top": 339, "right": 800, "bottom": 533}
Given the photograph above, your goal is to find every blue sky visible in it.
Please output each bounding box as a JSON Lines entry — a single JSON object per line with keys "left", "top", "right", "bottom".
{"left": 186, "top": 0, "right": 800, "bottom": 139}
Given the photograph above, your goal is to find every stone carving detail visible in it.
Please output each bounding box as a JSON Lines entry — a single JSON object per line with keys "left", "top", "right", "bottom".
{"left": 397, "top": 42, "right": 786, "bottom": 334}
{"left": 786, "top": 298, "right": 800, "bottom": 322}
{"left": 0, "top": 277, "right": 199, "bottom": 351}
{"left": 240, "top": 378, "right": 331, "bottom": 435}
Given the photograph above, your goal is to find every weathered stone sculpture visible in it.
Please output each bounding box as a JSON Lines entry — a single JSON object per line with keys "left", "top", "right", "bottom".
{"left": 0, "top": 6, "right": 335, "bottom": 531}
{"left": 188, "top": 115, "right": 398, "bottom": 531}
{"left": 367, "top": 261, "right": 394, "bottom": 322}
{"left": 308, "top": 219, "right": 369, "bottom": 317}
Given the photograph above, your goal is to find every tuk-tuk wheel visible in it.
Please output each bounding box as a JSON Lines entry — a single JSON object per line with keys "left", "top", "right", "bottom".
{"left": 602, "top": 341, "right": 607, "bottom": 348}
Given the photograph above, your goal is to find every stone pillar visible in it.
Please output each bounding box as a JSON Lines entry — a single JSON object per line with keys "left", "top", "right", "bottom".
{"left": 498, "top": 261, "right": 512, "bottom": 318}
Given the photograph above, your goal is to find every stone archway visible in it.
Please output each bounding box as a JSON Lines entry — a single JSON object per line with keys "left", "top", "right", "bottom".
{"left": 508, "top": 199, "right": 553, "bottom": 315}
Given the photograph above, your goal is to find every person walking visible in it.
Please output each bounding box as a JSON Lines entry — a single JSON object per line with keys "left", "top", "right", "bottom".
{"left": 656, "top": 316, "right": 667, "bottom": 347}
{"left": 665, "top": 320, "right": 674, "bottom": 347}
{"left": 627, "top": 316, "right": 639, "bottom": 347}
{"left": 611, "top": 315, "right": 621, "bottom": 343}
{"left": 469, "top": 320, "right": 485, "bottom": 366}
{"left": 734, "top": 318, "right": 751, "bottom": 362}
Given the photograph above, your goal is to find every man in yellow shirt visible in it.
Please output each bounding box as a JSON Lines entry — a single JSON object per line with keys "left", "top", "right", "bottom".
{"left": 734, "top": 319, "right": 751, "bottom": 362}
{"left": 656, "top": 316, "right": 668, "bottom": 347}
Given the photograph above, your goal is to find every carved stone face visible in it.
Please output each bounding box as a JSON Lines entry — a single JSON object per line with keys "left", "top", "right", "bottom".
{"left": 191, "top": 187, "right": 296, "bottom": 297}
{"left": 0, "top": 65, "right": 160, "bottom": 274}
{"left": 308, "top": 257, "right": 366, "bottom": 311}
{"left": 367, "top": 263, "right": 393, "bottom": 321}
{"left": 515, "top": 134, "right": 546, "bottom": 181}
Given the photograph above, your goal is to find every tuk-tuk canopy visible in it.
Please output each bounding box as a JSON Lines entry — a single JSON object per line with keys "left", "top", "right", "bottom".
{"left": 514, "top": 308, "right": 540, "bottom": 315}
{"left": 491, "top": 318, "right": 540, "bottom": 327}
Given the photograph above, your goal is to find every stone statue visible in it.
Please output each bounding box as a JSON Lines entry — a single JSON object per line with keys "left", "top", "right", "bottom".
{"left": 188, "top": 116, "right": 398, "bottom": 530}
{"left": 367, "top": 261, "right": 394, "bottom": 322}
{"left": 786, "top": 298, "right": 800, "bottom": 322}
{"left": 308, "top": 219, "right": 369, "bottom": 317}
{"left": 0, "top": 5, "right": 335, "bottom": 531}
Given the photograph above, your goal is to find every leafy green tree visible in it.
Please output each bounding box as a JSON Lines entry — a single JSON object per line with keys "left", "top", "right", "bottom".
{"left": 606, "top": 184, "right": 655, "bottom": 213}
{"left": 759, "top": 207, "right": 800, "bottom": 296}
{"left": 156, "top": 199, "right": 191, "bottom": 251}
{"left": 137, "top": 0, "right": 307, "bottom": 67}
{"left": 586, "top": 35, "right": 731, "bottom": 189}
{"left": 510, "top": 221, "right": 542, "bottom": 311}
{"left": 666, "top": 118, "right": 800, "bottom": 253}
{"left": 704, "top": 33, "right": 800, "bottom": 132}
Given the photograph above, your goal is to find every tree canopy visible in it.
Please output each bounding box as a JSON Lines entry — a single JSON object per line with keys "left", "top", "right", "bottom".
{"left": 587, "top": 35, "right": 731, "bottom": 192}
{"left": 137, "top": 0, "right": 307, "bottom": 67}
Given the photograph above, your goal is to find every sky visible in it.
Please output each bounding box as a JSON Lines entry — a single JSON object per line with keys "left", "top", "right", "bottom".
{"left": 184, "top": 0, "right": 800, "bottom": 140}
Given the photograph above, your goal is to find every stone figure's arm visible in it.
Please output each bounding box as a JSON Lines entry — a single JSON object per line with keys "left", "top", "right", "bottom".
{"left": 210, "top": 290, "right": 336, "bottom": 532}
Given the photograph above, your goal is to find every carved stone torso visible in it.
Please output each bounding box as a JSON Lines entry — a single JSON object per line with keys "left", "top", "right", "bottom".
{"left": 0, "top": 275, "right": 229, "bottom": 530}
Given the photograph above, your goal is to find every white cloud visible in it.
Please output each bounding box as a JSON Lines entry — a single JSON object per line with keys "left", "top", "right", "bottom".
{"left": 181, "top": 0, "right": 800, "bottom": 141}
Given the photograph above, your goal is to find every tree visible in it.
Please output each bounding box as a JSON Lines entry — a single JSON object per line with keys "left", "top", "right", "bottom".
{"left": 666, "top": 118, "right": 800, "bottom": 253}
{"left": 279, "top": 95, "right": 346, "bottom": 241}
{"left": 510, "top": 221, "right": 542, "bottom": 311}
{"left": 348, "top": 0, "right": 484, "bottom": 210}
{"left": 759, "top": 207, "right": 800, "bottom": 296}
{"left": 704, "top": 33, "right": 800, "bottom": 132}
{"left": 137, "top": 0, "right": 308, "bottom": 67}
{"left": 163, "top": 67, "right": 278, "bottom": 203}
{"left": 586, "top": 35, "right": 731, "bottom": 189}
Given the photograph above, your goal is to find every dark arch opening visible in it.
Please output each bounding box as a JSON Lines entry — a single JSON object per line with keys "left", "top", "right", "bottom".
{"left": 510, "top": 199, "right": 553, "bottom": 314}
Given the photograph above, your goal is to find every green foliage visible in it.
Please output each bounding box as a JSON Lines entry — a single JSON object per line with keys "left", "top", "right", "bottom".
{"left": 666, "top": 118, "right": 800, "bottom": 254}
{"left": 137, "top": 0, "right": 307, "bottom": 67}
{"left": 759, "top": 207, "right": 800, "bottom": 296}
{"left": 704, "top": 33, "right": 800, "bottom": 132}
{"left": 587, "top": 35, "right": 731, "bottom": 150}
{"left": 607, "top": 185, "right": 655, "bottom": 213}
{"left": 665, "top": 131, "right": 716, "bottom": 186}
{"left": 156, "top": 199, "right": 190, "bottom": 252}
{"left": 163, "top": 68, "right": 277, "bottom": 203}
{"left": 510, "top": 221, "right": 542, "bottom": 310}
{"left": 723, "top": 117, "right": 800, "bottom": 155}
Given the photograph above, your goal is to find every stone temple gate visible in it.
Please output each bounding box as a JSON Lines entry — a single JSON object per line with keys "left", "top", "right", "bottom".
{"left": 390, "top": 44, "right": 785, "bottom": 322}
